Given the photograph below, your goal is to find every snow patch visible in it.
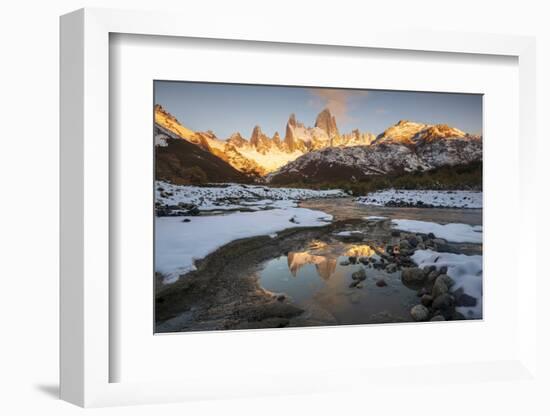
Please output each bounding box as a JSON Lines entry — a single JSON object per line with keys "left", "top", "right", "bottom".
{"left": 156, "top": 207, "right": 333, "bottom": 283}
{"left": 156, "top": 181, "right": 346, "bottom": 211}
{"left": 391, "top": 219, "right": 482, "bottom": 243}
{"left": 356, "top": 189, "right": 482, "bottom": 209}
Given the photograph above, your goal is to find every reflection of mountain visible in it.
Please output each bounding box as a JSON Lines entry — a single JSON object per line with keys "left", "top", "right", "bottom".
{"left": 287, "top": 251, "right": 337, "bottom": 281}
{"left": 345, "top": 244, "right": 380, "bottom": 257}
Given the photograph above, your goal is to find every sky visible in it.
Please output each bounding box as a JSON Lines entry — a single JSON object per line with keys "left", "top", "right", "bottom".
{"left": 154, "top": 81, "right": 483, "bottom": 140}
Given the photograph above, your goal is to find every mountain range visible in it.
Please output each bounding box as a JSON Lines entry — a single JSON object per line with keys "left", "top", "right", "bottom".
{"left": 154, "top": 104, "right": 482, "bottom": 184}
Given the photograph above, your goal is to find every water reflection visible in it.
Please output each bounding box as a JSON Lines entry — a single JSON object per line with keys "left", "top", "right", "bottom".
{"left": 259, "top": 238, "right": 420, "bottom": 325}
{"left": 287, "top": 252, "right": 337, "bottom": 280}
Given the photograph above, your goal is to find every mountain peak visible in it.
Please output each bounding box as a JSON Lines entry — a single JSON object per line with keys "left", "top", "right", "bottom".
{"left": 315, "top": 108, "right": 339, "bottom": 138}
{"left": 288, "top": 113, "right": 297, "bottom": 128}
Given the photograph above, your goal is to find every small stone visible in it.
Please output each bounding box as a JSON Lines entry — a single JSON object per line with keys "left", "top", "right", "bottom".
{"left": 385, "top": 263, "right": 398, "bottom": 273}
{"left": 439, "top": 266, "right": 448, "bottom": 274}
{"left": 351, "top": 268, "right": 367, "bottom": 281}
{"left": 348, "top": 256, "right": 357, "bottom": 264}
{"left": 430, "top": 315, "right": 445, "bottom": 321}
{"left": 391, "top": 230, "right": 401, "bottom": 237}
{"left": 276, "top": 294, "right": 286, "bottom": 302}
{"left": 428, "top": 232, "right": 435, "bottom": 239}
{"left": 358, "top": 257, "right": 370, "bottom": 265}
{"left": 340, "top": 260, "right": 351, "bottom": 266}
{"left": 376, "top": 279, "right": 388, "bottom": 287}
{"left": 356, "top": 283, "right": 364, "bottom": 289}
{"left": 410, "top": 304, "right": 429, "bottom": 322}
{"left": 181, "top": 218, "right": 191, "bottom": 223}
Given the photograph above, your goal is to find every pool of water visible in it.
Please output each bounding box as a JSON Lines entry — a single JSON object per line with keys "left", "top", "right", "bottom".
{"left": 258, "top": 239, "right": 421, "bottom": 325}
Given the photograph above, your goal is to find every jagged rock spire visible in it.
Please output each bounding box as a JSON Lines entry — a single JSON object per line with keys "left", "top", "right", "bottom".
{"left": 315, "top": 108, "right": 339, "bottom": 138}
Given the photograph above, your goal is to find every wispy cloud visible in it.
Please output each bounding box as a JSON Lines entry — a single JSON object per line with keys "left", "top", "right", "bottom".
{"left": 308, "top": 88, "right": 368, "bottom": 123}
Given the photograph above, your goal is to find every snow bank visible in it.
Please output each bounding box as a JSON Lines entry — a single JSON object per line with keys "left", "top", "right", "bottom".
{"left": 156, "top": 207, "right": 333, "bottom": 283}
{"left": 356, "top": 189, "right": 482, "bottom": 209}
{"left": 156, "top": 181, "right": 346, "bottom": 211}
{"left": 391, "top": 219, "right": 482, "bottom": 243}
{"left": 333, "top": 231, "right": 363, "bottom": 237}
{"left": 411, "top": 250, "right": 483, "bottom": 318}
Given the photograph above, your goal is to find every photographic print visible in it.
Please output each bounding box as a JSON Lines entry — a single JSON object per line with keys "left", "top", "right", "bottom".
{"left": 154, "top": 82, "right": 482, "bottom": 333}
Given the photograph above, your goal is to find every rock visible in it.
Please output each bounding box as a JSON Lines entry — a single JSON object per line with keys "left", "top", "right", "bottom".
{"left": 376, "top": 279, "right": 388, "bottom": 287}
{"left": 428, "top": 232, "right": 435, "bottom": 239}
{"left": 276, "top": 294, "right": 286, "bottom": 302}
{"left": 417, "top": 243, "right": 426, "bottom": 250}
{"left": 455, "top": 293, "right": 477, "bottom": 307}
{"left": 417, "top": 287, "right": 429, "bottom": 297}
{"left": 181, "top": 218, "right": 191, "bottom": 223}
{"left": 430, "top": 315, "right": 445, "bottom": 321}
{"left": 399, "top": 239, "right": 412, "bottom": 250}
{"left": 440, "top": 274, "right": 455, "bottom": 288}
{"left": 401, "top": 267, "right": 427, "bottom": 287}
{"left": 349, "top": 280, "right": 360, "bottom": 288}
{"left": 433, "top": 238, "right": 446, "bottom": 245}
{"left": 421, "top": 294, "right": 433, "bottom": 306}
{"left": 432, "top": 275, "right": 454, "bottom": 298}
{"left": 426, "top": 270, "right": 440, "bottom": 283}
{"left": 348, "top": 256, "right": 357, "bottom": 264}
{"left": 452, "top": 311, "right": 466, "bottom": 320}
{"left": 340, "top": 260, "right": 351, "bottom": 266}
{"left": 407, "top": 235, "right": 419, "bottom": 247}
{"left": 439, "top": 266, "right": 448, "bottom": 274}
{"left": 410, "top": 304, "right": 429, "bottom": 322}
{"left": 356, "top": 283, "right": 364, "bottom": 289}
{"left": 187, "top": 206, "right": 200, "bottom": 216}
{"left": 358, "top": 257, "right": 369, "bottom": 265}
{"left": 432, "top": 293, "right": 455, "bottom": 317}
{"left": 385, "top": 263, "right": 398, "bottom": 273}
{"left": 391, "top": 230, "right": 401, "bottom": 237}
{"left": 351, "top": 268, "right": 367, "bottom": 281}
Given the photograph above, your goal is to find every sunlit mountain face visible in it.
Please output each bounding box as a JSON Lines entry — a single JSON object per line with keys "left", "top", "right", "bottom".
{"left": 155, "top": 103, "right": 482, "bottom": 186}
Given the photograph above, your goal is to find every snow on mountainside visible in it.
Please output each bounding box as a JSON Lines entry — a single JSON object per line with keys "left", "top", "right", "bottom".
{"left": 155, "top": 105, "right": 481, "bottom": 184}
{"left": 154, "top": 105, "right": 377, "bottom": 176}
{"left": 268, "top": 120, "right": 482, "bottom": 184}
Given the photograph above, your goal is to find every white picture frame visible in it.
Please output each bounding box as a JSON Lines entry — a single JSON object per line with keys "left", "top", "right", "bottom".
{"left": 60, "top": 7, "right": 538, "bottom": 408}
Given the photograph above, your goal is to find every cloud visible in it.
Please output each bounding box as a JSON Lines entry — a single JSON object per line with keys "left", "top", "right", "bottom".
{"left": 308, "top": 88, "right": 368, "bottom": 123}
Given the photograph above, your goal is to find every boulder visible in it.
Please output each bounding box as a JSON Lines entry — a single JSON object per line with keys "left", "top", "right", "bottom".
{"left": 410, "top": 304, "right": 429, "bottom": 322}
{"left": 432, "top": 293, "right": 455, "bottom": 318}
{"left": 401, "top": 267, "right": 427, "bottom": 287}
{"left": 432, "top": 274, "right": 454, "bottom": 298}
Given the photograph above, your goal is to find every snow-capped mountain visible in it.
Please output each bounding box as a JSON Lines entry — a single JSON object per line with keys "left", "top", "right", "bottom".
{"left": 155, "top": 105, "right": 481, "bottom": 184}
{"left": 154, "top": 105, "right": 376, "bottom": 174}
{"left": 268, "top": 121, "right": 482, "bottom": 184}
